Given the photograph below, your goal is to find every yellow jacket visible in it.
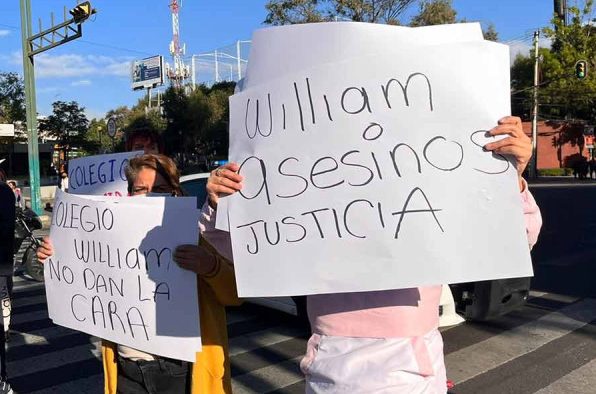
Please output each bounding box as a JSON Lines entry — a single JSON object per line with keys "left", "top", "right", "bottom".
{"left": 102, "top": 238, "right": 241, "bottom": 394}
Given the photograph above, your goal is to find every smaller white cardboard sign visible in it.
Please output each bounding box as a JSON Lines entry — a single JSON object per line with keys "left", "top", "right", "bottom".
{"left": 68, "top": 151, "right": 143, "bottom": 196}
{"left": 45, "top": 190, "right": 201, "bottom": 361}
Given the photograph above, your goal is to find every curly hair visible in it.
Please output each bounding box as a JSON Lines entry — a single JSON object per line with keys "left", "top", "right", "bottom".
{"left": 125, "top": 154, "right": 182, "bottom": 196}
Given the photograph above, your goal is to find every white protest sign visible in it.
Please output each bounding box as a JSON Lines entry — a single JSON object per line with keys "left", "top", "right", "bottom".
{"left": 244, "top": 22, "right": 484, "bottom": 88}
{"left": 226, "top": 39, "right": 533, "bottom": 297}
{"left": 216, "top": 23, "right": 486, "bottom": 232}
{"left": 45, "top": 190, "right": 201, "bottom": 361}
{"left": 68, "top": 151, "right": 143, "bottom": 196}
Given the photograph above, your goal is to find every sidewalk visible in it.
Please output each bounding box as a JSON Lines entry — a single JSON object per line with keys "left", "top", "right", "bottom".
{"left": 528, "top": 176, "right": 596, "bottom": 187}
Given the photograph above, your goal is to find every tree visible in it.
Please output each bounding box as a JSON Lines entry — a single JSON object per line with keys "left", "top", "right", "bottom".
{"left": 264, "top": 0, "right": 416, "bottom": 25}
{"left": 0, "top": 72, "right": 26, "bottom": 124}
{"left": 39, "top": 101, "right": 90, "bottom": 170}
{"left": 409, "top": 0, "right": 456, "bottom": 27}
{"left": 483, "top": 23, "right": 499, "bottom": 41}
{"left": 161, "top": 82, "right": 235, "bottom": 171}
{"left": 84, "top": 118, "right": 111, "bottom": 154}
{"left": 0, "top": 72, "right": 27, "bottom": 143}
{"left": 539, "top": 1, "right": 596, "bottom": 123}
{"left": 511, "top": 2, "right": 596, "bottom": 124}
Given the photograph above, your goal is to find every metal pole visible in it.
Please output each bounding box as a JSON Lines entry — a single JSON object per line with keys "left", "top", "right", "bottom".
{"left": 191, "top": 55, "right": 196, "bottom": 89}
{"left": 236, "top": 40, "right": 242, "bottom": 80}
{"left": 214, "top": 49, "right": 219, "bottom": 83}
{"left": 20, "top": 0, "right": 42, "bottom": 214}
{"left": 530, "top": 31, "right": 540, "bottom": 178}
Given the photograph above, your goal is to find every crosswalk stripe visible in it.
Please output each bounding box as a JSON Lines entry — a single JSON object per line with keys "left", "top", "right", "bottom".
{"left": 232, "top": 356, "right": 303, "bottom": 394}
{"left": 11, "top": 294, "right": 46, "bottom": 308}
{"left": 231, "top": 337, "right": 306, "bottom": 378}
{"left": 10, "top": 309, "right": 48, "bottom": 325}
{"left": 449, "top": 318, "right": 596, "bottom": 394}
{"left": 9, "top": 325, "right": 78, "bottom": 347}
{"left": 7, "top": 277, "right": 596, "bottom": 394}
{"left": 445, "top": 298, "right": 596, "bottom": 384}
{"left": 534, "top": 358, "right": 596, "bottom": 394}
{"left": 229, "top": 325, "right": 306, "bottom": 357}
{"left": 10, "top": 358, "right": 101, "bottom": 393}
{"left": 9, "top": 343, "right": 99, "bottom": 379}
{"left": 28, "top": 375, "right": 103, "bottom": 394}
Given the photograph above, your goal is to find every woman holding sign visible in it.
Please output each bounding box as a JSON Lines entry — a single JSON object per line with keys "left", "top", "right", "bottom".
{"left": 38, "top": 154, "right": 240, "bottom": 394}
{"left": 202, "top": 116, "right": 542, "bottom": 393}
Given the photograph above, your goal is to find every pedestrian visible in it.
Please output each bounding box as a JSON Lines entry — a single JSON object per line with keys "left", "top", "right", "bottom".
{"left": 125, "top": 128, "right": 164, "bottom": 155}
{"left": 589, "top": 157, "right": 596, "bottom": 179}
{"left": 6, "top": 181, "right": 21, "bottom": 208}
{"left": 202, "top": 116, "right": 542, "bottom": 393}
{"left": 0, "top": 169, "right": 14, "bottom": 394}
{"left": 37, "top": 154, "right": 241, "bottom": 394}
{"left": 59, "top": 172, "right": 69, "bottom": 192}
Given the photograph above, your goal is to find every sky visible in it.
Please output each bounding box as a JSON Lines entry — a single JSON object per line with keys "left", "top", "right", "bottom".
{"left": 0, "top": 0, "right": 557, "bottom": 120}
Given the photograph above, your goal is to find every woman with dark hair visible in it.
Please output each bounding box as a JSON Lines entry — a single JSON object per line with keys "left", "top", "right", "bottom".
{"left": 38, "top": 154, "right": 240, "bottom": 394}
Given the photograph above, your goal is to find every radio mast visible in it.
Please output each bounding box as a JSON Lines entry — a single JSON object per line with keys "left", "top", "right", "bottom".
{"left": 166, "top": 0, "right": 189, "bottom": 88}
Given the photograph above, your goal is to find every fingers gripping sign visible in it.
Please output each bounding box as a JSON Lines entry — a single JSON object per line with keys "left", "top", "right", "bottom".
{"left": 483, "top": 116, "right": 532, "bottom": 189}
{"left": 206, "top": 162, "right": 244, "bottom": 209}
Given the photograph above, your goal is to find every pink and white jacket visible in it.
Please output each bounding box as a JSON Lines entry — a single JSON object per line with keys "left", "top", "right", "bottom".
{"left": 199, "top": 184, "right": 542, "bottom": 393}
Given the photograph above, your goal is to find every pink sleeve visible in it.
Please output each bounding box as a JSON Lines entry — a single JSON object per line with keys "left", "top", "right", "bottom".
{"left": 520, "top": 180, "right": 542, "bottom": 249}
{"left": 199, "top": 200, "right": 234, "bottom": 262}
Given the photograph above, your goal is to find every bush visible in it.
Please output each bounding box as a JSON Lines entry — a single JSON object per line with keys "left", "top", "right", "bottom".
{"left": 537, "top": 168, "right": 572, "bottom": 176}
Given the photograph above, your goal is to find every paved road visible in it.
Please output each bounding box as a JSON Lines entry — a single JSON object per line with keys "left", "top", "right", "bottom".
{"left": 5, "top": 274, "right": 596, "bottom": 394}
{"left": 5, "top": 182, "right": 595, "bottom": 393}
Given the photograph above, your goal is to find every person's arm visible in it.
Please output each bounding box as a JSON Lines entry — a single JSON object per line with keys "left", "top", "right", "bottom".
{"left": 197, "top": 237, "right": 241, "bottom": 306}
{"left": 483, "top": 116, "right": 542, "bottom": 247}
{"left": 173, "top": 239, "right": 241, "bottom": 306}
{"left": 199, "top": 162, "right": 244, "bottom": 261}
{"left": 519, "top": 180, "right": 542, "bottom": 249}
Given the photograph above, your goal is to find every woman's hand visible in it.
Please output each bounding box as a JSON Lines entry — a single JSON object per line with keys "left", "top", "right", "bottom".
{"left": 483, "top": 116, "right": 532, "bottom": 191}
{"left": 173, "top": 245, "right": 217, "bottom": 276}
{"left": 36, "top": 236, "right": 54, "bottom": 262}
{"left": 206, "top": 162, "right": 243, "bottom": 209}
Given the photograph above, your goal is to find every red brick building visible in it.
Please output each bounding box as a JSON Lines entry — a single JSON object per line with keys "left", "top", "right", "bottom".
{"left": 522, "top": 121, "right": 591, "bottom": 170}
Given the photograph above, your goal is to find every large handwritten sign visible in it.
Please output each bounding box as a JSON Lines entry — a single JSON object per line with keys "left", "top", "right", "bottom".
{"left": 45, "top": 190, "right": 201, "bottom": 361}
{"left": 244, "top": 22, "right": 484, "bottom": 89}
{"left": 68, "top": 151, "right": 143, "bottom": 196}
{"left": 226, "top": 36, "right": 533, "bottom": 297}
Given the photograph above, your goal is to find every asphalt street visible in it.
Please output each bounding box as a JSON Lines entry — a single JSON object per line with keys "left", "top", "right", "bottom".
{"left": 5, "top": 181, "right": 596, "bottom": 393}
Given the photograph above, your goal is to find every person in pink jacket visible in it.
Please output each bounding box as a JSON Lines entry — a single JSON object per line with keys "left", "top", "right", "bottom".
{"left": 201, "top": 116, "right": 542, "bottom": 394}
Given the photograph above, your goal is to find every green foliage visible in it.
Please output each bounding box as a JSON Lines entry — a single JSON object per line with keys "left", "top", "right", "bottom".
{"left": 537, "top": 167, "right": 572, "bottom": 176}
{"left": 39, "top": 101, "right": 90, "bottom": 168}
{"left": 409, "top": 0, "right": 456, "bottom": 27}
{"left": 264, "top": 0, "right": 416, "bottom": 25}
{"left": 161, "top": 82, "right": 235, "bottom": 169}
{"left": 39, "top": 101, "right": 89, "bottom": 146}
{"left": 483, "top": 23, "right": 499, "bottom": 41}
{"left": 0, "top": 72, "right": 25, "bottom": 124}
{"left": 0, "top": 72, "right": 27, "bottom": 144}
{"left": 512, "top": 1, "right": 596, "bottom": 123}
{"left": 84, "top": 118, "right": 115, "bottom": 155}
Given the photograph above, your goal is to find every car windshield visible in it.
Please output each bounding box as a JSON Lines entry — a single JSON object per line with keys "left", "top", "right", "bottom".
{"left": 181, "top": 178, "right": 208, "bottom": 208}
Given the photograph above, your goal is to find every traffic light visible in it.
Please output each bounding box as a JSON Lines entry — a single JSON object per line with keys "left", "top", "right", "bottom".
{"left": 575, "top": 60, "right": 587, "bottom": 80}
{"left": 69, "top": 2, "right": 94, "bottom": 23}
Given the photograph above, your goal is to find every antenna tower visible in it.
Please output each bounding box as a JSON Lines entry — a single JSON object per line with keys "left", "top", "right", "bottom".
{"left": 166, "top": 0, "right": 189, "bottom": 88}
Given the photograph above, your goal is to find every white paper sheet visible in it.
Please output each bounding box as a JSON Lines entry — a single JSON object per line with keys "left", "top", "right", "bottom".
{"left": 244, "top": 22, "right": 484, "bottom": 88}
{"left": 226, "top": 40, "right": 533, "bottom": 297}
{"left": 68, "top": 151, "right": 143, "bottom": 196}
{"left": 45, "top": 190, "right": 201, "bottom": 361}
